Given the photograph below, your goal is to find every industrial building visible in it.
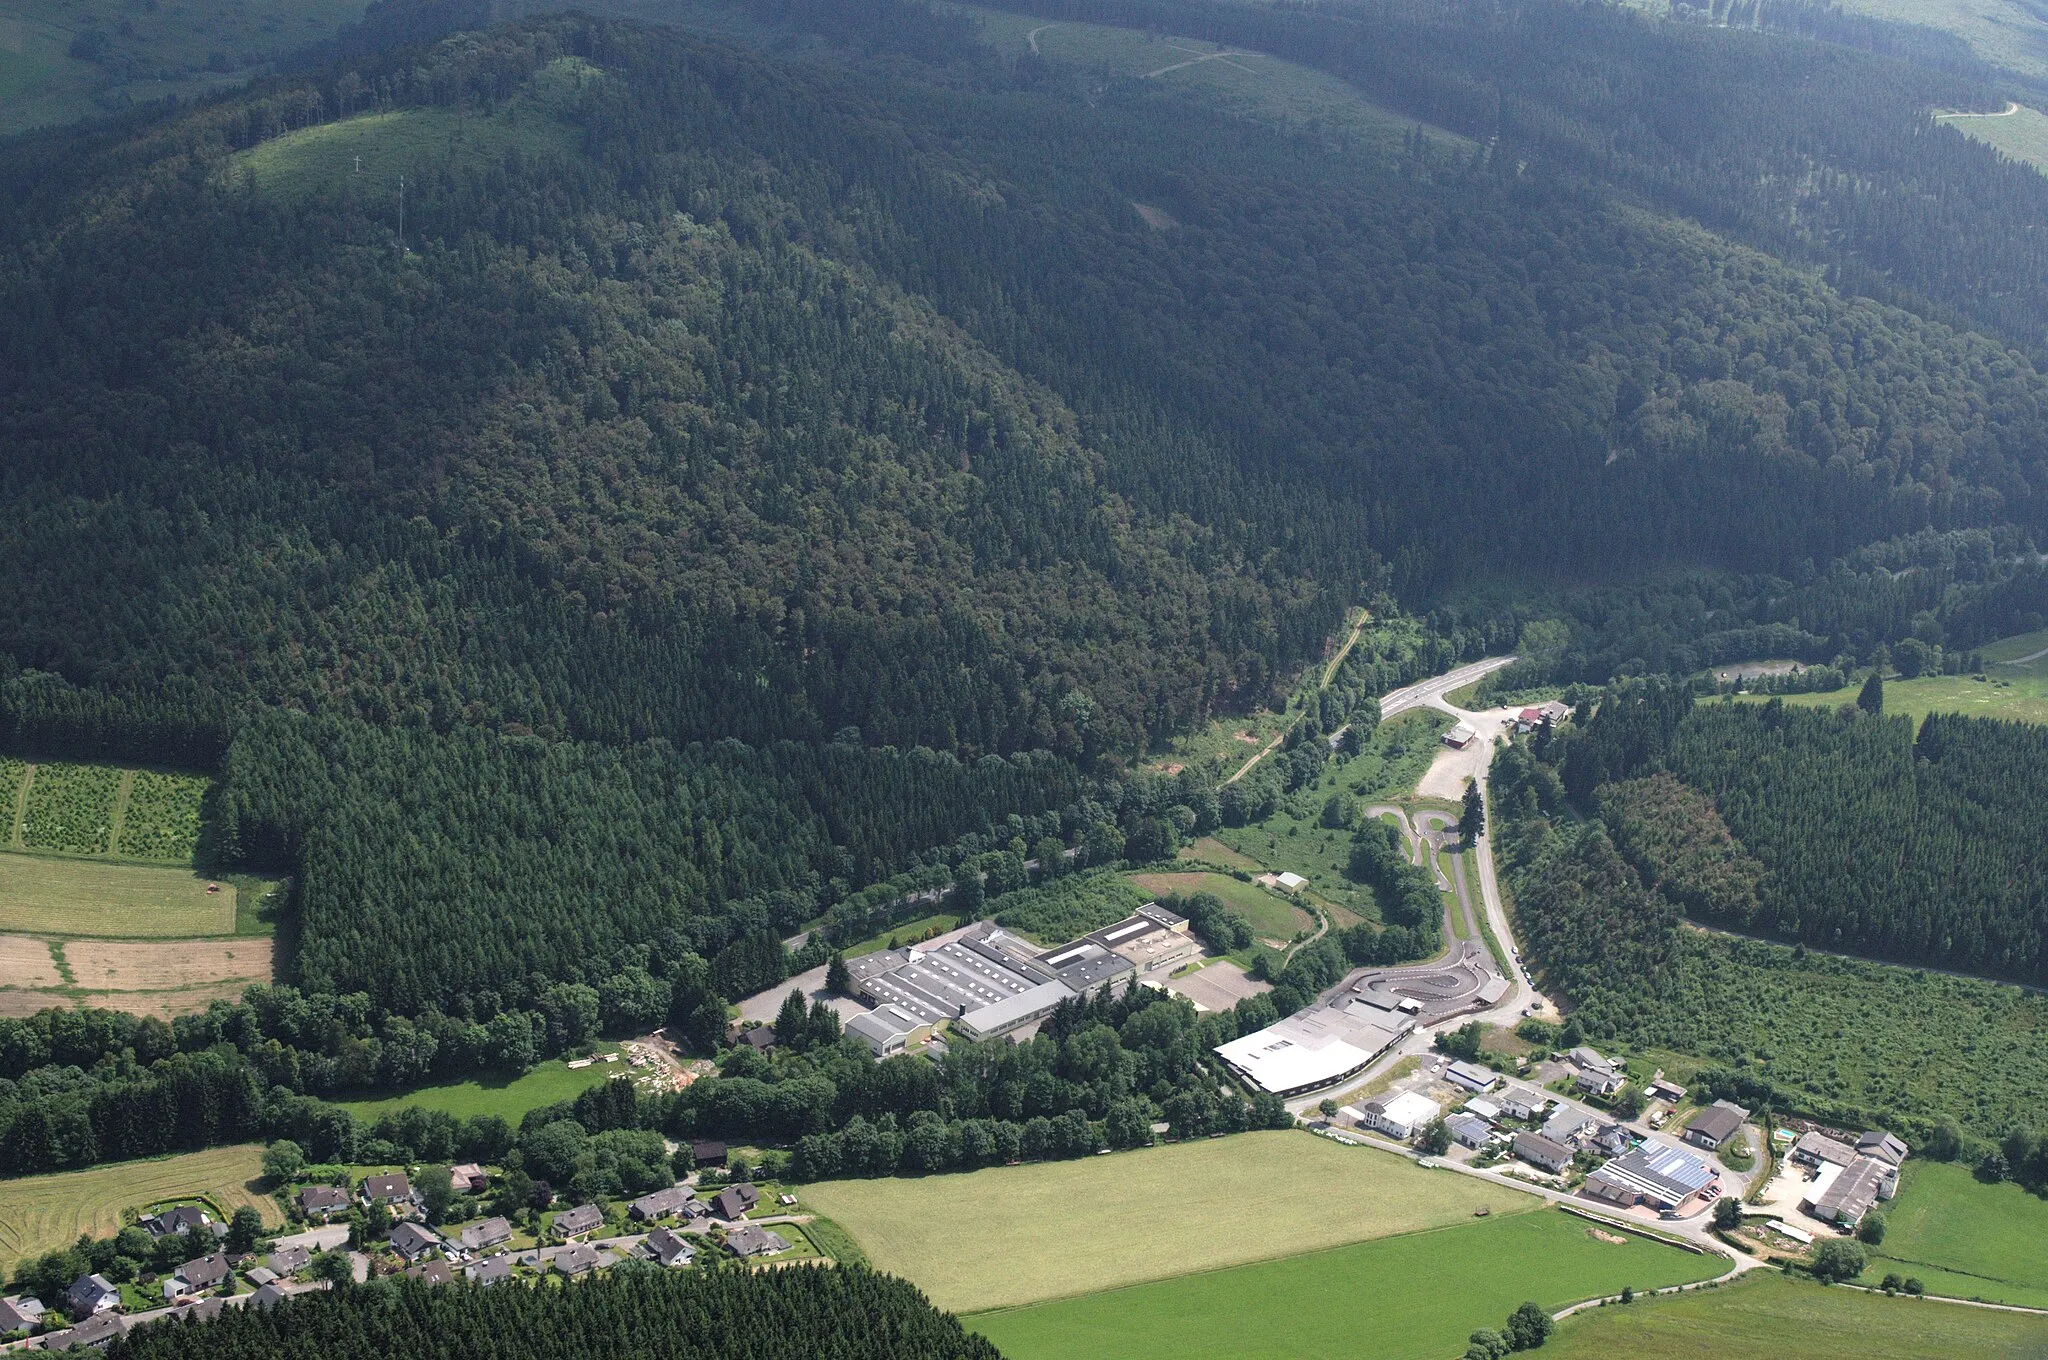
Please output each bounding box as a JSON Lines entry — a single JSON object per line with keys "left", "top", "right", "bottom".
{"left": 1214, "top": 989, "right": 1416, "bottom": 1097}
{"left": 1585, "top": 1141, "right": 1718, "bottom": 1213}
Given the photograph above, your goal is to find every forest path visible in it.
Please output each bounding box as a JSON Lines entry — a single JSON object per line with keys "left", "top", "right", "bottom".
{"left": 1027, "top": 24, "right": 1049, "bottom": 53}
{"left": 2001, "top": 642, "right": 2048, "bottom": 665}
{"left": 1144, "top": 44, "right": 1258, "bottom": 78}
{"left": 1935, "top": 101, "right": 2022, "bottom": 118}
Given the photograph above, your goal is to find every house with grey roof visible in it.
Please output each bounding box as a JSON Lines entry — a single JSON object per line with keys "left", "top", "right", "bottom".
{"left": 1683, "top": 1100, "right": 1749, "bottom": 1151}
{"left": 639, "top": 1227, "right": 696, "bottom": 1268}
{"left": 267, "top": 1245, "right": 312, "bottom": 1276}
{"left": 627, "top": 1186, "right": 691, "bottom": 1222}
{"left": 724, "top": 1225, "right": 789, "bottom": 1258}
{"left": 45, "top": 1312, "right": 127, "bottom": 1351}
{"left": 459, "top": 1217, "right": 514, "bottom": 1252}
{"left": 1446, "top": 1113, "right": 1495, "bottom": 1149}
{"left": 552, "top": 1244, "right": 601, "bottom": 1276}
{"left": 1513, "top": 1131, "right": 1575, "bottom": 1174}
{"left": 66, "top": 1275, "right": 120, "bottom": 1319}
{"left": 249, "top": 1283, "right": 291, "bottom": 1311}
{"left": 0, "top": 1294, "right": 45, "bottom": 1333}
{"left": 552, "top": 1204, "right": 604, "bottom": 1239}
{"left": 465, "top": 1255, "right": 514, "bottom": 1286}
{"left": 359, "top": 1173, "right": 415, "bottom": 1207}
{"left": 405, "top": 1259, "right": 455, "bottom": 1286}
{"left": 710, "top": 1184, "right": 759, "bottom": 1221}
{"left": 1856, "top": 1131, "right": 1909, "bottom": 1167}
{"left": 1587, "top": 1141, "right": 1717, "bottom": 1213}
{"left": 389, "top": 1222, "right": 442, "bottom": 1262}
{"left": 296, "top": 1185, "right": 350, "bottom": 1220}
{"left": 165, "top": 1253, "right": 230, "bottom": 1299}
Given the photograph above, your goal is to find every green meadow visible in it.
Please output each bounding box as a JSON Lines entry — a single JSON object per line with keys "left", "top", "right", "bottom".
{"left": 1857, "top": 1160, "right": 2048, "bottom": 1307}
{"left": 334, "top": 1054, "right": 621, "bottom": 1122}
{"left": 971, "top": 1208, "right": 1723, "bottom": 1360}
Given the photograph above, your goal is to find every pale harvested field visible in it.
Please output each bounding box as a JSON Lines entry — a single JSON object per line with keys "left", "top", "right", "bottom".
{"left": 0, "top": 854, "right": 232, "bottom": 937}
{"left": 802, "top": 1129, "right": 1536, "bottom": 1312}
{"left": 0, "top": 934, "right": 62, "bottom": 987}
{"left": 0, "top": 1145, "right": 280, "bottom": 1271}
{"left": 0, "top": 988, "right": 68, "bottom": 1017}
{"left": 81, "top": 980, "right": 259, "bottom": 1018}
{"left": 67, "top": 938, "right": 271, "bottom": 992}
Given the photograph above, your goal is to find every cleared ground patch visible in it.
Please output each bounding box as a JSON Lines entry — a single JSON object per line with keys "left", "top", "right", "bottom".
{"left": 334, "top": 1054, "right": 622, "bottom": 1122}
{"left": 1856, "top": 1160, "right": 2048, "bottom": 1307}
{"left": 973, "top": 1207, "right": 1723, "bottom": 1360}
{"left": 1542, "top": 1270, "right": 2048, "bottom": 1358}
{"left": 802, "top": 1129, "right": 1535, "bottom": 1312}
{"left": 0, "top": 854, "right": 233, "bottom": 937}
{"left": 1125, "top": 870, "right": 1310, "bottom": 942}
{"left": 0, "top": 1145, "right": 279, "bottom": 1272}
{"left": 1740, "top": 628, "right": 2048, "bottom": 726}
{"left": 0, "top": 935, "right": 62, "bottom": 989}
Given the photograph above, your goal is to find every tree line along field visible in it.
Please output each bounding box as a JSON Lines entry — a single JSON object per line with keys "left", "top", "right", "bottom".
{"left": 798, "top": 1130, "right": 1532, "bottom": 1313}
{"left": 1539, "top": 1272, "right": 2048, "bottom": 1358}
{"left": 0, "top": 1144, "right": 279, "bottom": 1274}
{"left": 971, "top": 1207, "right": 1724, "bottom": 1360}
{"left": 1737, "top": 627, "right": 2048, "bottom": 727}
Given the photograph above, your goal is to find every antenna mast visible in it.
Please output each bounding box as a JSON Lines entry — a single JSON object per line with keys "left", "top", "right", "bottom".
{"left": 398, "top": 174, "right": 406, "bottom": 251}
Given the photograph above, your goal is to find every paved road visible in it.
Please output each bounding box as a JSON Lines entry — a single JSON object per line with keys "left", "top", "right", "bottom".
{"left": 1377, "top": 655, "right": 1517, "bottom": 720}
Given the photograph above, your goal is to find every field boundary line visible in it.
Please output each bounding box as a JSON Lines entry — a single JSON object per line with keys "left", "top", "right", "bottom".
{"left": 106, "top": 769, "right": 136, "bottom": 856}
{"left": 9, "top": 765, "right": 29, "bottom": 849}
{"left": 1839, "top": 1281, "right": 2048, "bottom": 1316}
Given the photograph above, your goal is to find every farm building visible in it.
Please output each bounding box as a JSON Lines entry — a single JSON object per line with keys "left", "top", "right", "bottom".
{"left": 846, "top": 1003, "right": 935, "bottom": 1057}
{"left": 1682, "top": 1100, "right": 1749, "bottom": 1151}
{"left": 1446, "top": 1061, "right": 1499, "bottom": 1093}
{"left": 690, "top": 1140, "right": 727, "bottom": 1166}
{"left": 1586, "top": 1142, "right": 1717, "bottom": 1213}
{"left": 1359, "top": 1091, "right": 1442, "bottom": 1141}
{"left": 1513, "top": 1131, "right": 1575, "bottom": 1174}
{"left": 1857, "top": 1131, "right": 1909, "bottom": 1167}
{"left": 1804, "top": 1155, "right": 1900, "bottom": 1228}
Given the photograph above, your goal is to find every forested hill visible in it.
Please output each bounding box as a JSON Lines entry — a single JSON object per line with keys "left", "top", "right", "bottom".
{"left": 3, "top": 12, "right": 2048, "bottom": 762}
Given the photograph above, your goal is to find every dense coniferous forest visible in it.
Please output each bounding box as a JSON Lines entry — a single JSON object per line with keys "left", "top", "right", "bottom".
{"left": 1492, "top": 735, "right": 2048, "bottom": 1147}
{"left": 102, "top": 1267, "right": 1000, "bottom": 1360}
{"left": 1552, "top": 687, "right": 2048, "bottom": 982}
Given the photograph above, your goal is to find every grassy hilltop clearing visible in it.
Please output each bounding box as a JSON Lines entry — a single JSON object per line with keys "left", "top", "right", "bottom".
{"left": 0, "top": 1145, "right": 279, "bottom": 1273}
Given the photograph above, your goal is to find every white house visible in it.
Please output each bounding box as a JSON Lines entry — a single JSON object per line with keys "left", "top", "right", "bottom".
{"left": 1359, "top": 1091, "right": 1442, "bottom": 1141}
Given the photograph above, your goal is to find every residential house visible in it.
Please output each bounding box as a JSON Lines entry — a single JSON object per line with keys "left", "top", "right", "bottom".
{"left": 628, "top": 1186, "right": 692, "bottom": 1223}
{"left": 249, "top": 1283, "right": 291, "bottom": 1311}
{"left": 164, "top": 1253, "right": 230, "bottom": 1300}
{"left": 1568, "top": 1047, "right": 1618, "bottom": 1079}
{"left": 1358, "top": 1092, "right": 1442, "bottom": 1142}
{"left": 45, "top": 1313, "right": 127, "bottom": 1351}
{"left": 389, "top": 1222, "right": 442, "bottom": 1262}
{"left": 1683, "top": 1100, "right": 1749, "bottom": 1152}
{"left": 296, "top": 1186, "right": 350, "bottom": 1221}
{"left": 465, "top": 1256, "right": 514, "bottom": 1286}
{"left": 1446, "top": 1061, "right": 1499, "bottom": 1094}
{"left": 1791, "top": 1130, "right": 1859, "bottom": 1170}
{"left": 1512, "top": 1131, "right": 1575, "bottom": 1174}
{"left": 1588, "top": 1122, "right": 1633, "bottom": 1158}
{"left": 552, "top": 1244, "right": 601, "bottom": 1276}
{"left": 1574, "top": 1068, "right": 1625, "bottom": 1098}
{"left": 243, "top": 1268, "right": 278, "bottom": 1289}
{"left": 449, "top": 1164, "right": 489, "bottom": 1194}
{"left": 66, "top": 1275, "right": 120, "bottom": 1318}
{"left": 737, "top": 1027, "right": 777, "bottom": 1055}
{"left": 1541, "top": 1104, "right": 1596, "bottom": 1145}
{"left": 1446, "top": 1113, "right": 1495, "bottom": 1150}
{"left": 552, "top": 1204, "right": 604, "bottom": 1239}
{"left": 639, "top": 1227, "right": 696, "bottom": 1268}
{"left": 140, "top": 1205, "right": 214, "bottom": 1239}
{"left": 267, "top": 1246, "right": 312, "bottom": 1276}
{"left": 1497, "top": 1088, "right": 1546, "bottom": 1122}
{"left": 459, "top": 1217, "right": 514, "bottom": 1252}
{"left": 689, "top": 1140, "right": 727, "bottom": 1167}
{"left": 358, "top": 1173, "right": 414, "bottom": 1209}
{"left": 405, "top": 1260, "right": 455, "bottom": 1286}
{"left": 169, "top": 1299, "right": 222, "bottom": 1324}
{"left": 710, "top": 1184, "right": 759, "bottom": 1221}
{"left": 1856, "top": 1131, "right": 1910, "bottom": 1168}
{"left": 724, "top": 1225, "right": 789, "bottom": 1259}
{"left": 0, "top": 1295, "right": 46, "bottom": 1333}
{"left": 1464, "top": 1097, "right": 1504, "bottom": 1122}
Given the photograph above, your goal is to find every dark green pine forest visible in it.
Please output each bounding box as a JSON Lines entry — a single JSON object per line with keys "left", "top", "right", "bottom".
{"left": 101, "top": 1267, "right": 1000, "bottom": 1360}
{"left": 2, "top": 0, "right": 2048, "bottom": 1187}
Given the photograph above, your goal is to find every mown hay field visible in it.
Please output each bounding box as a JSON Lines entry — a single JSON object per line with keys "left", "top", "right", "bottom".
{"left": 0, "top": 854, "right": 232, "bottom": 937}
{"left": 974, "top": 1207, "right": 1723, "bottom": 1360}
{"left": 0, "top": 1146, "right": 280, "bottom": 1271}
{"left": 802, "top": 1130, "right": 1535, "bottom": 1312}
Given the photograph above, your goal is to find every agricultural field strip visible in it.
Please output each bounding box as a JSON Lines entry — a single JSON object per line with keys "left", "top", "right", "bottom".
{"left": 802, "top": 1130, "right": 1535, "bottom": 1313}
{"left": 0, "top": 1145, "right": 279, "bottom": 1271}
